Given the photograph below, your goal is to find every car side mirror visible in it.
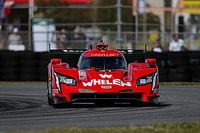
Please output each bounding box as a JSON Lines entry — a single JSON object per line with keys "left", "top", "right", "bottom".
{"left": 51, "top": 58, "right": 61, "bottom": 64}
{"left": 91, "top": 67, "right": 96, "bottom": 71}
{"left": 145, "top": 58, "right": 156, "bottom": 67}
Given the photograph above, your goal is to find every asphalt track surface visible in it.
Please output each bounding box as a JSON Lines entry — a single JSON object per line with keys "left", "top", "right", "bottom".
{"left": 0, "top": 82, "right": 200, "bottom": 131}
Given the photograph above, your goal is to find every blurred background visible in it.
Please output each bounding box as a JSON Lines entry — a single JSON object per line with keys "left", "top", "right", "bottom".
{"left": 0, "top": 0, "right": 199, "bottom": 51}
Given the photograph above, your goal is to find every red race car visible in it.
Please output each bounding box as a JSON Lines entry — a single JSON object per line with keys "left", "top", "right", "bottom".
{"left": 47, "top": 42, "right": 159, "bottom": 107}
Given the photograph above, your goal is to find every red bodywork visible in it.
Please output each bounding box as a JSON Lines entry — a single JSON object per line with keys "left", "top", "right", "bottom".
{"left": 47, "top": 42, "right": 159, "bottom": 106}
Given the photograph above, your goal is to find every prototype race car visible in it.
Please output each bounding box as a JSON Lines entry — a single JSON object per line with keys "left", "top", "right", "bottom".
{"left": 47, "top": 42, "right": 159, "bottom": 107}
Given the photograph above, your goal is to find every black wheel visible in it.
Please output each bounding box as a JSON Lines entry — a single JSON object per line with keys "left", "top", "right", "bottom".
{"left": 47, "top": 93, "right": 53, "bottom": 106}
{"left": 47, "top": 81, "right": 67, "bottom": 107}
{"left": 47, "top": 80, "right": 53, "bottom": 106}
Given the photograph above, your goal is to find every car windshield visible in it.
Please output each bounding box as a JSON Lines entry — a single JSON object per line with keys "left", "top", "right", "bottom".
{"left": 79, "top": 56, "right": 127, "bottom": 70}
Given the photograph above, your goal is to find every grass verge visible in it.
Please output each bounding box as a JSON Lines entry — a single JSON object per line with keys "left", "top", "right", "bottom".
{"left": 2, "top": 122, "right": 200, "bottom": 133}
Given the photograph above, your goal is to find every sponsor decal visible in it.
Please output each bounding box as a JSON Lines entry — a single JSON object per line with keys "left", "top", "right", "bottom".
{"left": 101, "top": 85, "right": 112, "bottom": 89}
{"left": 82, "top": 79, "right": 131, "bottom": 87}
{"left": 82, "top": 74, "right": 132, "bottom": 87}
{"left": 91, "top": 53, "right": 119, "bottom": 57}
{"left": 79, "top": 89, "right": 94, "bottom": 93}
{"left": 99, "top": 74, "right": 112, "bottom": 78}
{"left": 78, "top": 70, "right": 87, "bottom": 80}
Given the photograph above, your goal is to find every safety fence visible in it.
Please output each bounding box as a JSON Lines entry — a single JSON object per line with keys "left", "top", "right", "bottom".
{"left": 1, "top": 0, "right": 200, "bottom": 51}
{"left": 0, "top": 50, "right": 200, "bottom": 82}
{"left": 1, "top": 30, "right": 200, "bottom": 51}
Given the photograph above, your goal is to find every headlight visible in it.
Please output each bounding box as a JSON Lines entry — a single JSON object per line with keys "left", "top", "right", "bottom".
{"left": 54, "top": 73, "right": 76, "bottom": 87}
{"left": 137, "top": 75, "right": 153, "bottom": 86}
{"left": 59, "top": 76, "right": 76, "bottom": 86}
{"left": 137, "top": 72, "right": 158, "bottom": 92}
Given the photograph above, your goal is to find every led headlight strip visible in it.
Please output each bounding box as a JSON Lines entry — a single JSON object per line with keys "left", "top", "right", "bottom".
{"left": 54, "top": 72, "right": 77, "bottom": 92}
{"left": 137, "top": 74, "right": 153, "bottom": 86}
{"left": 54, "top": 73, "right": 61, "bottom": 92}
{"left": 137, "top": 72, "right": 158, "bottom": 92}
{"left": 151, "top": 72, "right": 158, "bottom": 92}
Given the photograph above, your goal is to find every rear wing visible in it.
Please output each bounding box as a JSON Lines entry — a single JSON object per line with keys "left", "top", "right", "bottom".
{"left": 49, "top": 49, "right": 144, "bottom": 55}
{"left": 49, "top": 49, "right": 146, "bottom": 67}
{"left": 48, "top": 42, "right": 146, "bottom": 64}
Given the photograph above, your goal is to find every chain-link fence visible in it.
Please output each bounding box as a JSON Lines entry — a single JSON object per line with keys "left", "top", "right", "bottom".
{"left": 0, "top": 0, "right": 200, "bottom": 51}
{"left": 0, "top": 23, "right": 199, "bottom": 51}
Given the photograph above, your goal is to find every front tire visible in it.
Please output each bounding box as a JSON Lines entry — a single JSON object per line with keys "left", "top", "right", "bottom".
{"left": 47, "top": 93, "right": 53, "bottom": 106}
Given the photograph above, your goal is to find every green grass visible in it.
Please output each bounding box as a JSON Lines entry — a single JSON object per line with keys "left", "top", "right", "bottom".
{"left": 2, "top": 123, "right": 200, "bottom": 133}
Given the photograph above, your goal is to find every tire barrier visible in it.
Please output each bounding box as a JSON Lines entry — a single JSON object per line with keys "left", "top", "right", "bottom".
{"left": 0, "top": 51, "right": 20, "bottom": 81}
{"left": 189, "top": 51, "right": 200, "bottom": 82}
{"left": 20, "top": 52, "right": 39, "bottom": 81}
{"left": 168, "top": 52, "right": 190, "bottom": 82}
{"left": 38, "top": 52, "right": 49, "bottom": 81}
{"left": 0, "top": 51, "right": 200, "bottom": 82}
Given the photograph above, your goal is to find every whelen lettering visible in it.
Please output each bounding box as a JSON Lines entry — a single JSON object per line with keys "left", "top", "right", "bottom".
{"left": 82, "top": 79, "right": 131, "bottom": 87}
